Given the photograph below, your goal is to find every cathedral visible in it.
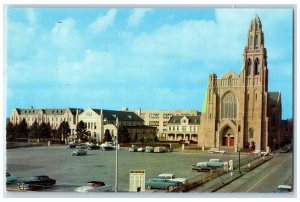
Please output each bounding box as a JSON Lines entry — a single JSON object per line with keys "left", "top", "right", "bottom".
{"left": 198, "top": 16, "right": 281, "bottom": 152}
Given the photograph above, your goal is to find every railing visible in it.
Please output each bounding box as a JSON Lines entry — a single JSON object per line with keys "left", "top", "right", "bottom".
{"left": 183, "top": 154, "right": 261, "bottom": 191}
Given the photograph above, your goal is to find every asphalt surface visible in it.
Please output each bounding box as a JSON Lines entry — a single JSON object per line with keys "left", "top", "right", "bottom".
{"left": 215, "top": 152, "right": 293, "bottom": 193}
{"left": 5, "top": 145, "right": 242, "bottom": 193}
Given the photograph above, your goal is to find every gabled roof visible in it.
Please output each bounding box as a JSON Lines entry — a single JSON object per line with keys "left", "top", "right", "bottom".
{"left": 68, "top": 108, "right": 84, "bottom": 115}
{"left": 168, "top": 115, "right": 201, "bottom": 124}
{"left": 103, "top": 110, "right": 143, "bottom": 122}
{"left": 269, "top": 92, "right": 281, "bottom": 105}
{"left": 89, "top": 109, "right": 144, "bottom": 122}
{"left": 14, "top": 108, "right": 41, "bottom": 115}
{"left": 221, "top": 70, "right": 239, "bottom": 79}
{"left": 13, "top": 108, "right": 84, "bottom": 116}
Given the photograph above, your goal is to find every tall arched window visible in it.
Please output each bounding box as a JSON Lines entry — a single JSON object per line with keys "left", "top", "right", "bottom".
{"left": 221, "top": 92, "right": 237, "bottom": 119}
{"left": 254, "top": 35, "right": 258, "bottom": 46}
{"left": 249, "top": 128, "right": 254, "bottom": 138}
{"left": 249, "top": 35, "right": 253, "bottom": 46}
{"left": 254, "top": 58, "right": 260, "bottom": 75}
{"left": 247, "top": 58, "right": 252, "bottom": 76}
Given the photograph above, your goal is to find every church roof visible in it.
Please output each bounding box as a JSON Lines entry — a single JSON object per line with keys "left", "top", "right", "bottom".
{"left": 269, "top": 92, "right": 281, "bottom": 105}
{"left": 221, "top": 69, "right": 239, "bottom": 79}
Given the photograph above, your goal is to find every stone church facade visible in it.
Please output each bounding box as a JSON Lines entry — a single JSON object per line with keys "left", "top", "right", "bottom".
{"left": 198, "top": 16, "right": 281, "bottom": 152}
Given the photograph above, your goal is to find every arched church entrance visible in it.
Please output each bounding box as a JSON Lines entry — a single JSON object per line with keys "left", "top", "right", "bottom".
{"left": 221, "top": 126, "right": 235, "bottom": 147}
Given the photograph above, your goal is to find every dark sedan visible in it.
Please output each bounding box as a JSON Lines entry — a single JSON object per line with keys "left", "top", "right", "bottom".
{"left": 88, "top": 144, "right": 100, "bottom": 150}
{"left": 191, "top": 164, "right": 214, "bottom": 172}
{"left": 18, "top": 175, "right": 56, "bottom": 190}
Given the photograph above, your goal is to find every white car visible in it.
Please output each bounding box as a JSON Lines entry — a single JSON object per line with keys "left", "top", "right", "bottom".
{"left": 137, "top": 147, "right": 145, "bottom": 152}
{"left": 277, "top": 185, "right": 292, "bottom": 193}
{"left": 6, "top": 173, "right": 18, "bottom": 184}
{"left": 261, "top": 151, "right": 269, "bottom": 156}
{"left": 75, "top": 181, "right": 112, "bottom": 192}
{"left": 207, "top": 148, "right": 225, "bottom": 154}
{"left": 100, "top": 142, "right": 115, "bottom": 151}
{"left": 158, "top": 173, "right": 187, "bottom": 185}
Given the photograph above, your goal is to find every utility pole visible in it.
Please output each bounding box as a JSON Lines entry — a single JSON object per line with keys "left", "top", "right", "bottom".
{"left": 115, "top": 117, "right": 119, "bottom": 192}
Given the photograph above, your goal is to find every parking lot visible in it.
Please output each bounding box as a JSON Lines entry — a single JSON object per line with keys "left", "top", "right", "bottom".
{"left": 6, "top": 145, "right": 242, "bottom": 192}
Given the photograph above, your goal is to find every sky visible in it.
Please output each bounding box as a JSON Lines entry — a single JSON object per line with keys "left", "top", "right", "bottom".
{"left": 5, "top": 7, "right": 293, "bottom": 119}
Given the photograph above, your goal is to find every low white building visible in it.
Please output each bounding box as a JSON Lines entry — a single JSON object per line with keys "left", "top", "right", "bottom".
{"left": 10, "top": 107, "right": 156, "bottom": 143}
{"left": 165, "top": 115, "right": 201, "bottom": 142}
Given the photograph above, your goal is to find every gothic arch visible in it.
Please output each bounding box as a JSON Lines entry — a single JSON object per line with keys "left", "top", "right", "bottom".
{"left": 254, "top": 58, "right": 260, "bottom": 75}
{"left": 247, "top": 58, "right": 252, "bottom": 76}
{"left": 219, "top": 121, "right": 237, "bottom": 147}
{"left": 221, "top": 91, "right": 238, "bottom": 119}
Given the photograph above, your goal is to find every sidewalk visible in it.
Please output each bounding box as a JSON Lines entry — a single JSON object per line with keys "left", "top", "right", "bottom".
{"left": 189, "top": 155, "right": 273, "bottom": 192}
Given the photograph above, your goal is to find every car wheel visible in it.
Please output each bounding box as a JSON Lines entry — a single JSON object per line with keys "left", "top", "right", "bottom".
{"left": 168, "top": 186, "right": 174, "bottom": 192}
{"left": 146, "top": 185, "right": 151, "bottom": 190}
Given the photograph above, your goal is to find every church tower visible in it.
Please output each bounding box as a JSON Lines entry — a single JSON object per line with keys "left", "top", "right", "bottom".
{"left": 241, "top": 16, "right": 269, "bottom": 150}
{"left": 198, "top": 16, "right": 271, "bottom": 151}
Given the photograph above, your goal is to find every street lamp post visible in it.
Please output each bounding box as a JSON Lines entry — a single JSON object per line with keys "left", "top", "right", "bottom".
{"left": 238, "top": 132, "right": 241, "bottom": 174}
{"left": 104, "top": 117, "right": 119, "bottom": 192}
{"left": 115, "top": 117, "right": 119, "bottom": 192}
{"left": 273, "top": 138, "right": 276, "bottom": 154}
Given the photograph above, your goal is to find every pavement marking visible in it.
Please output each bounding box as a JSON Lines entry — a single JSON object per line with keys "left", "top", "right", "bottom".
{"left": 246, "top": 157, "right": 289, "bottom": 192}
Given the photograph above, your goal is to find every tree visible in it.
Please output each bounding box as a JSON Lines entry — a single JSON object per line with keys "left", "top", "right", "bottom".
{"left": 58, "top": 121, "right": 71, "bottom": 142}
{"left": 76, "top": 121, "right": 88, "bottom": 142}
{"left": 132, "top": 133, "right": 138, "bottom": 143}
{"left": 103, "top": 129, "right": 112, "bottom": 142}
{"left": 117, "top": 126, "right": 130, "bottom": 143}
{"left": 29, "top": 121, "right": 39, "bottom": 139}
{"left": 16, "top": 119, "right": 29, "bottom": 138}
{"left": 6, "top": 121, "right": 16, "bottom": 142}
{"left": 39, "top": 122, "right": 52, "bottom": 139}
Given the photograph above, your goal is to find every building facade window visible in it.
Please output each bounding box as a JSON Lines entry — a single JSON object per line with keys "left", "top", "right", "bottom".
{"left": 249, "top": 128, "right": 254, "bottom": 138}
{"left": 221, "top": 92, "right": 237, "bottom": 119}
{"left": 254, "top": 58, "right": 260, "bottom": 75}
{"left": 247, "top": 58, "right": 252, "bottom": 76}
{"left": 255, "top": 35, "right": 258, "bottom": 46}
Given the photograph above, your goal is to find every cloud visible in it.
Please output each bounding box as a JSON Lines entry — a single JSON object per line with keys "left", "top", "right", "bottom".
{"left": 127, "top": 8, "right": 152, "bottom": 27}
{"left": 51, "top": 18, "right": 84, "bottom": 58}
{"left": 24, "top": 8, "right": 37, "bottom": 25}
{"left": 6, "top": 8, "right": 293, "bottom": 119}
{"left": 88, "top": 9, "right": 117, "bottom": 35}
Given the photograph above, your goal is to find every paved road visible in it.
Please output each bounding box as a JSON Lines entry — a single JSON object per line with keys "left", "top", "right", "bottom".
{"left": 6, "top": 145, "right": 241, "bottom": 192}
{"left": 215, "top": 152, "right": 293, "bottom": 193}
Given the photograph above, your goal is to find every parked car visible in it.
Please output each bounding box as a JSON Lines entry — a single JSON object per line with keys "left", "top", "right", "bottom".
{"left": 129, "top": 145, "right": 138, "bottom": 152}
{"left": 145, "top": 146, "right": 154, "bottom": 153}
{"left": 88, "top": 144, "right": 100, "bottom": 150}
{"left": 76, "top": 144, "right": 88, "bottom": 149}
{"left": 145, "top": 176, "right": 180, "bottom": 192}
{"left": 137, "top": 147, "right": 145, "bottom": 152}
{"left": 6, "top": 173, "right": 18, "bottom": 184}
{"left": 207, "top": 148, "right": 225, "bottom": 154}
{"left": 18, "top": 175, "right": 56, "bottom": 190}
{"left": 158, "top": 173, "right": 187, "bottom": 185}
{"left": 100, "top": 142, "right": 115, "bottom": 151}
{"left": 207, "top": 159, "right": 224, "bottom": 167}
{"left": 261, "top": 151, "right": 269, "bottom": 156}
{"left": 277, "top": 185, "right": 292, "bottom": 193}
{"left": 67, "top": 143, "right": 76, "bottom": 149}
{"left": 72, "top": 149, "right": 87, "bottom": 156}
{"left": 154, "top": 147, "right": 166, "bottom": 153}
{"left": 191, "top": 162, "right": 214, "bottom": 172}
{"left": 75, "top": 181, "right": 112, "bottom": 192}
